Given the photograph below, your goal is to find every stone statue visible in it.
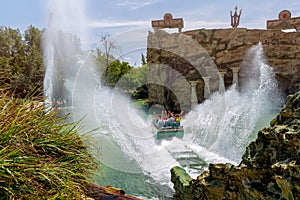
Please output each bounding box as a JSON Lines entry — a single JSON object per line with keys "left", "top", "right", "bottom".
{"left": 151, "top": 13, "right": 184, "bottom": 32}
{"left": 267, "top": 10, "right": 300, "bottom": 32}
{"left": 230, "top": 6, "right": 242, "bottom": 28}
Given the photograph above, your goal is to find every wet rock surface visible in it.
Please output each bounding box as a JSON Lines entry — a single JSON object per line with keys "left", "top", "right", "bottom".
{"left": 171, "top": 91, "right": 300, "bottom": 200}
{"left": 84, "top": 183, "right": 142, "bottom": 200}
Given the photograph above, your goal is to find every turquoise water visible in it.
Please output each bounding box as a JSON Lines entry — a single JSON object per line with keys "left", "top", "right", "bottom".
{"left": 90, "top": 44, "right": 283, "bottom": 198}
{"left": 95, "top": 165, "right": 173, "bottom": 199}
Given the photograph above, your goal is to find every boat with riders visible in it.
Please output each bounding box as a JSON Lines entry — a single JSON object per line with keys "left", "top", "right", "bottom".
{"left": 151, "top": 111, "right": 184, "bottom": 139}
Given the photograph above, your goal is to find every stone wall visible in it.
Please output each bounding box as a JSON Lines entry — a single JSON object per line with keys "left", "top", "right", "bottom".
{"left": 184, "top": 28, "right": 300, "bottom": 94}
{"left": 147, "top": 28, "right": 300, "bottom": 111}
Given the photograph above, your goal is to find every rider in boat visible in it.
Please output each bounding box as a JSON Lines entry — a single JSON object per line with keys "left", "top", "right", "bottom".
{"left": 152, "top": 110, "right": 184, "bottom": 129}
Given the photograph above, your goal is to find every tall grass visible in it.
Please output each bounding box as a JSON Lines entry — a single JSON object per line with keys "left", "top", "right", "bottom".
{"left": 0, "top": 94, "right": 98, "bottom": 199}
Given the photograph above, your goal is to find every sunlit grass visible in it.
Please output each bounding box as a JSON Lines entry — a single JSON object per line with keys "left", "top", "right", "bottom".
{"left": 0, "top": 93, "right": 98, "bottom": 199}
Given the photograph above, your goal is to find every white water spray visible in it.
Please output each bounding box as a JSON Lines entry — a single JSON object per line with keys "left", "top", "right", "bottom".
{"left": 42, "top": 0, "right": 179, "bottom": 197}
{"left": 183, "top": 43, "right": 283, "bottom": 164}
{"left": 43, "top": 0, "right": 283, "bottom": 197}
{"left": 43, "top": 0, "right": 89, "bottom": 107}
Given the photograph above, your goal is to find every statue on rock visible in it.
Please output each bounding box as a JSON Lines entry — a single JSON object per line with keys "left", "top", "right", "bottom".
{"left": 230, "top": 6, "right": 242, "bottom": 28}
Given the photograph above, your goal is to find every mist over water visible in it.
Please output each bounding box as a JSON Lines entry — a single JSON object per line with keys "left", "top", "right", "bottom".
{"left": 43, "top": 0, "right": 283, "bottom": 197}
{"left": 43, "top": 0, "right": 89, "bottom": 108}
{"left": 183, "top": 43, "right": 283, "bottom": 164}
{"left": 42, "top": 1, "right": 178, "bottom": 196}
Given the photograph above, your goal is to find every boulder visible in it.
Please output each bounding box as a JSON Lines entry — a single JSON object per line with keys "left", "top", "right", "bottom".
{"left": 171, "top": 166, "right": 193, "bottom": 200}
{"left": 84, "top": 183, "right": 142, "bottom": 200}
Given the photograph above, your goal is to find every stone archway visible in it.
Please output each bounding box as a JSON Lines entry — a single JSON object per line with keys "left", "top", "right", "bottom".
{"left": 147, "top": 29, "right": 219, "bottom": 111}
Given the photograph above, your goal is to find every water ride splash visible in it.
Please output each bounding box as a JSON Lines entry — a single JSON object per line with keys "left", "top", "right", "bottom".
{"left": 43, "top": 0, "right": 283, "bottom": 197}
{"left": 183, "top": 42, "right": 283, "bottom": 164}
{"left": 42, "top": 0, "right": 178, "bottom": 195}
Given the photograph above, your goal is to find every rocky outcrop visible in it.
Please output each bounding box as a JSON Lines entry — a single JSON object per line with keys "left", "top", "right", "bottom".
{"left": 84, "top": 183, "right": 142, "bottom": 200}
{"left": 171, "top": 166, "right": 193, "bottom": 199}
{"left": 171, "top": 91, "right": 300, "bottom": 200}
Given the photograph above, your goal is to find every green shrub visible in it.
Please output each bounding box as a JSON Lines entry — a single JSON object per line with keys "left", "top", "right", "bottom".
{"left": 0, "top": 94, "right": 98, "bottom": 199}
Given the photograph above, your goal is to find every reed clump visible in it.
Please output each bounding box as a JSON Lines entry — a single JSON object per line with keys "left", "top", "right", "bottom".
{"left": 0, "top": 94, "right": 98, "bottom": 199}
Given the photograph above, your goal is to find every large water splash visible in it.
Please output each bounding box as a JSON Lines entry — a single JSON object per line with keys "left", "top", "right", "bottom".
{"left": 43, "top": 0, "right": 89, "bottom": 107}
{"left": 43, "top": 0, "right": 283, "bottom": 197}
{"left": 183, "top": 43, "right": 283, "bottom": 164}
{"left": 42, "top": 0, "right": 179, "bottom": 197}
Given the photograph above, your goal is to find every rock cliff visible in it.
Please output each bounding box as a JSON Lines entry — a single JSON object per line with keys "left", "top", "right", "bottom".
{"left": 171, "top": 91, "right": 300, "bottom": 200}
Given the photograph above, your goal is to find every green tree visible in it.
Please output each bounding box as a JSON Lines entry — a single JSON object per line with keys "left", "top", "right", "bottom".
{"left": 23, "top": 25, "right": 44, "bottom": 95}
{"left": 99, "top": 33, "right": 116, "bottom": 78}
{"left": 93, "top": 47, "right": 114, "bottom": 75}
{"left": 141, "top": 53, "right": 147, "bottom": 65}
{"left": 0, "top": 26, "right": 44, "bottom": 97}
{"left": 117, "top": 64, "right": 148, "bottom": 93}
{"left": 106, "top": 60, "right": 133, "bottom": 87}
{"left": 0, "top": 26, "right": 26, "bottom": 95}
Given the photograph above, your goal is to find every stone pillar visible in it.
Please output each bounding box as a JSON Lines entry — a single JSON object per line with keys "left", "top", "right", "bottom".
{"left": 230, "top": 67, "right": 240, "bottom": 89}
{"left": 218, "top": 71, "right": 226, "bottom": 93}
{"left": 190, "top": 81, "right": 198, "bottom": 108}
{"left": 202, "top": 76, "right": 211, "bottom": 99}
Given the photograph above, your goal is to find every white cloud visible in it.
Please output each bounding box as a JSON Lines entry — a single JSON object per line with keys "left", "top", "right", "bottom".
{"left": 116, "top": 0, "right": 160, "bottom": 10}
{"left": 89, "top": 20, "right": 149, "bottom": 28}
{"left": 89, "top": 16, "right": 230, "bottom": 32}
{"left": 184, "top": 20, "right": 229, "bottom": 30}
{"left": 120, "top": 56, "right": 132, "bottom": 61}
{"left": 112, "top": 29, "right": 149, "bottom": 55}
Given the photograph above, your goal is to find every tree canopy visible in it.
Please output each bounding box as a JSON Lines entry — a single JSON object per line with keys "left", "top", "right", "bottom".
{"left": 0, "top": 25, "right": 44, "bottom": 98}
{"left": 0, "top": 26, "right": 149, "bottom": 100}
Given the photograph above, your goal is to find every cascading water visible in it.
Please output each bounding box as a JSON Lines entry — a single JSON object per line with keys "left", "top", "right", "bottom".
{"left": 43, "top": 0, "right": 283, "bottom": 198}
{"left": 183, "top": 43, "right": 283, "bottom": 164}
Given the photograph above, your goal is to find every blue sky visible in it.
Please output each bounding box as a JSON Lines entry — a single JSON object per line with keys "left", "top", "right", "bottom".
{"left": 0, "top": 0, "right": 299, "bottom": 65}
